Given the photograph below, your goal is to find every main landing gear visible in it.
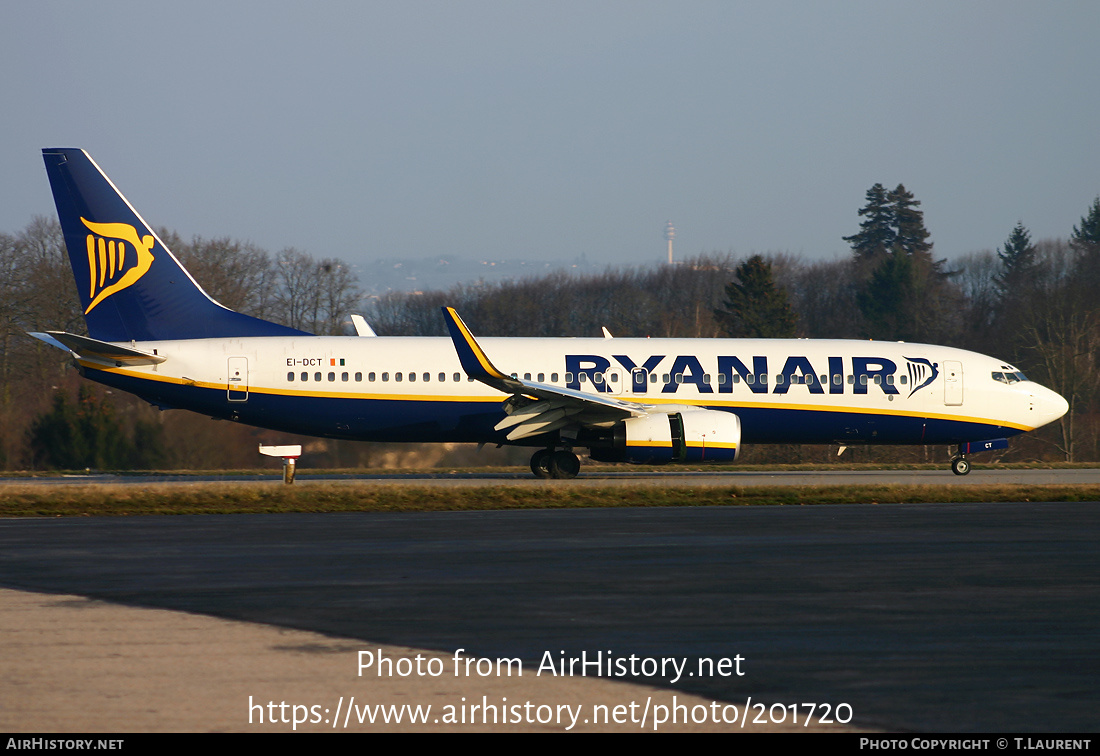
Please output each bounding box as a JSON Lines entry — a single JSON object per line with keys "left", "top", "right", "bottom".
{"left": 950, "top": 455, "right": 970, "bottom": 476}
{"left": 530, "top": 448, "right": 581, "bottom": 479}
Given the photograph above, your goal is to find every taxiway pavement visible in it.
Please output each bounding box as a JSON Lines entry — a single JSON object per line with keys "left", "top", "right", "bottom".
{"left": 1, "top": 499, "right": 1097, "bottom": 732}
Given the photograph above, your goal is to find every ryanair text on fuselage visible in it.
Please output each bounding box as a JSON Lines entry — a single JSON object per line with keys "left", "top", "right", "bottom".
{"left": 562, "top": 354, "right": 937, "bottom": 397}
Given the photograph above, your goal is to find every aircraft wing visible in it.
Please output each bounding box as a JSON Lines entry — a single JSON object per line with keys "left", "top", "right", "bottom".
{"left": 442, "top": 307, "right": 648, "bottom": 440}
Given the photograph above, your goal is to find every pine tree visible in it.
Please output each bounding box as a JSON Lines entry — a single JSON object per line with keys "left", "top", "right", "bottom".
{"left": 842, "top": 183, "right": 894, "bottom": 263}
{"left": 856, "top": 252, "right": 913, "bottom": 340}
{"left": 995, "top": 222, "right": 1037, "bottom": 300}
{"left": 844, "top": 183, "right": 934, "bottom": 261}
{"left": 714, "top": 255, "right": 797, "bottom": 338}
{"left": 1072, "top": 197, "right": 1100, "bottom": 248}
{"left": 846, "top": 182, "right": 955, "bottom": 342}
{"left": 1070, "top": 197, "right": 1100, "bottom": 296}
{"left": 889, "top": 184, "right": 933, "bottom": 258}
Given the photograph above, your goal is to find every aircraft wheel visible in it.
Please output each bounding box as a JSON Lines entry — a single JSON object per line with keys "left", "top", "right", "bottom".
{"left": 530, "top": 449, "right": 552, "bottom": 479}
{"left": 951, "top": 457, "right": 970, "bottom": 476}
{"left": 550, "top": 450, "right": 580, "bottom": 479}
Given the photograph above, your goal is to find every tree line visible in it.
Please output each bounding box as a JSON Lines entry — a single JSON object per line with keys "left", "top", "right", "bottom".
{"left": 2, "top": 188, "right": 1099, "bottom": 469}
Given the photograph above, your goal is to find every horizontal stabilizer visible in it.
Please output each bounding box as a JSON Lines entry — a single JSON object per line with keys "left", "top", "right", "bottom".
{"left": 28, "top": 331, "right": 166, "bottom": 366}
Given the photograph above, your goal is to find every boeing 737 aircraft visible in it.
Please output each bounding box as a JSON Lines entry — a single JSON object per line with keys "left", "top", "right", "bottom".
{"left": 32, "top": 148, "right": 1068, "bottom": 478}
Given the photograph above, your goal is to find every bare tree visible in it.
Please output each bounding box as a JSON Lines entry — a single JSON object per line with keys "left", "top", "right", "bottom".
{"left": 175, "top": 236, "right": 278, "bottom": 318}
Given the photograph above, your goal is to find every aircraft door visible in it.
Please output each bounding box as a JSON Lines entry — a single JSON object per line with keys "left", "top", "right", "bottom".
{"left": 944, "top": 360, "right": 962, "bottom": 406}
{"left": 228, "top": 357, "right": 249, "bottom": 402}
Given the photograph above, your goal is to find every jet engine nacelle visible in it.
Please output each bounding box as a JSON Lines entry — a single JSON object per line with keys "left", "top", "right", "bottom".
{"left": 590, "top": 409, "right": 741, "bottom": 464}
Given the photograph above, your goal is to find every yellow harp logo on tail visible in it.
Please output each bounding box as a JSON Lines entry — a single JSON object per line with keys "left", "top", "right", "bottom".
{"left": 80, "top": 218, "right": 156, "bottom": 314}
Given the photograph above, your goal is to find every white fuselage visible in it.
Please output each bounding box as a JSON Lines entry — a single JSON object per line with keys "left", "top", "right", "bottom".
{"left": 76, "top": 335, "right": 1068, "bottom": 447}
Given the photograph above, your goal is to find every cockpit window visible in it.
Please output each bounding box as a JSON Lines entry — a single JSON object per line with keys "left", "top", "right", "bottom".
{"left": 992, "top": 371, "right": 1008, "bottom": 384}
{"left": 993, "top": 371, "right": 1029, "bottom": 384}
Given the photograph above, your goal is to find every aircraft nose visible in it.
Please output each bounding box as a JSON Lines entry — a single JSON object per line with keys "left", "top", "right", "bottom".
{"left": 1032, "top": 385, "right": 1069, "bottom": 428}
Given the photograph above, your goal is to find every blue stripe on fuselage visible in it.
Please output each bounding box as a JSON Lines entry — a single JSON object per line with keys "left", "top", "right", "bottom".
{"left": 84, "top": 368, "right": 1021, "bottom": 447}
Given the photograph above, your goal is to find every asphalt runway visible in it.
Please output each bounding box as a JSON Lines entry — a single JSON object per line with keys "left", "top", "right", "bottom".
{"left": 8, "top": 466, "right": 1100, "bottom": 487}
{"left": 1, "top": 500, "right": 1097, "bottom": 732}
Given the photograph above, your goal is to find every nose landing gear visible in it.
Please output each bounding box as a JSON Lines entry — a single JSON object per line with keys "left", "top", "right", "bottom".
{"left": 530, "top": 448, "right": 580, "bottom": 479}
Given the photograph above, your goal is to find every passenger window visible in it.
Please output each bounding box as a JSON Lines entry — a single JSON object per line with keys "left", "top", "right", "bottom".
{"left": 703, "top": 374, "right": 711, "bottom": 384}
{"left": 860, "top": 375, "right": 868, "bottom": 385}
{"left": 439, "top": 372, "right": 446, "bottom": 382}
{"left": 718, "top": 374, "right": 726, "bottom": 385}
{"left": 650, "top": 373, "right": 657, "bottom": 383}
{"left": 355, "top": 372, "right": 363, "bottom": 382}
{"left": 453, "top": 373, "right": 461, "bottom": 382}
{"left": 610, "top": 373, "right": 618, "bottom": 383}
{"left": 287, "top": 372, "right": 294, "bottom": 381}
{"left": 899, "top": 375, "right": 907, "bottom": 385}
{"left": 579, "top": 373, "right": 587, "bottom": 383}
{"left": 746, "top": 374, "right": 755, "bottom": 385}
{"left": 775, "top": 374, "right": 785, "bottom": 385}
{"left": 733, "top": 374, "right": 741, "bottom": 384}
{"left": 538, "top": 373, "right": 545, "bottom": 382}
{"left": 564, "top": 372, "right": 573, "bottom": 383}
{"left": 368, "top": 372, "right": 376, "bottom": 382}
{"left": 301, "top": 372, "right": 308, "bottom": 382}
{"left": 382, "top": 372, "right": 389, "bottom": 382}
{"left": 674, "top": 374, "right": 683, "bottom": 384}
{"left": 524, "top": 373, "right": 532, "bottom": 380}
{"left": 408, "top": 372, "right": 415, "bottom": 382}
{"left": 341, "top": 372, "right": 348, "bottom": 382}
{"left": 328, "top": 372, "right": 335, "bottom": 381}
{"left": 663, "top": 374, "right": 670, "bottom": 384}
{"left": 833, "top": 374, "right": 841, "bottom": 385}
{"left": 873, "top": 375, "right": 882, "bottom": 385}
{"left": 314, "top": 372, "right": 322, "bottom": 382}
{"left": 848, "top": 375, "right": 855, "bottom": 384}
{"left": 422, "top": 372, "right": 429, "bottom": 382}
{"left": 758, "top": 374, "right": 768, "bottom": 385}
{"left": 885, "top": 375, "right": 893, "bottom": 385}
{"left": 395, "top": 373, "right": 403, "bottom": 382}
{"left": 593, "top": 373, "right": 604, "bottom": 385}
{"left": 551, "top": 373, "right": 559, "bottom": 382}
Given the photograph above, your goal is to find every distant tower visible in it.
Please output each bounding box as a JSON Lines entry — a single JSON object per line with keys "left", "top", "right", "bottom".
{"left": 664, "top": 220, "right": 675, "bottom": 265}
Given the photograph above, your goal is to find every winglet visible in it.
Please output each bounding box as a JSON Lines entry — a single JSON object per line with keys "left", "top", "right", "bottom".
{"left": 441, "top": 307, "right": 513, "bottom": 389}
{"left": 350, "top": 314, "right": 377, "bottom": 337}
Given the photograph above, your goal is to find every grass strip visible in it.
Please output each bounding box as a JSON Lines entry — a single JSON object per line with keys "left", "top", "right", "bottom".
{"left": 1, "top": 482, "right": 1098, "bottom": 517}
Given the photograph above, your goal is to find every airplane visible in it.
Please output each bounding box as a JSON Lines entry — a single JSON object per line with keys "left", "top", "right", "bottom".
{"left": 31, "top": 148, "right": 1069, "bottom": 478}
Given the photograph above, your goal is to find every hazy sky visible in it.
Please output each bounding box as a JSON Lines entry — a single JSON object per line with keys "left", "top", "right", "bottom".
{"left": 3, "top": 1, "right": 1098, "bottom": 272}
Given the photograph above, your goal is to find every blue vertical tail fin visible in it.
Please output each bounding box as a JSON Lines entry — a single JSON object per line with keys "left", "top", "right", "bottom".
{"left": 42, "top": 148, "right": 309, "bottom": 341}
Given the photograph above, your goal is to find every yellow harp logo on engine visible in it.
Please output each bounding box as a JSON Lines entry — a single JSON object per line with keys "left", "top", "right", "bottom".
{"left": 80, "top": 218, "right": 156, "bottom": 314}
